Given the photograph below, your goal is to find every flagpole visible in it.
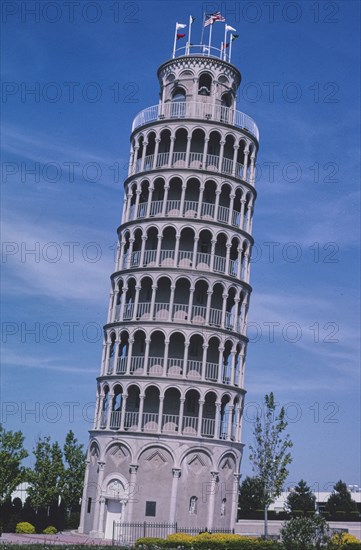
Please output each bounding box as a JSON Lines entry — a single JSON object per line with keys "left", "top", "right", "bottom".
{"left": 208, "top": 22, "right": 213, "bottom": 56}
{"left": 172, "top": 23, "right": 177, "bottom": 58}
{"left": 223, "top": 24, "right": 228, "bottom": 61}
{"left": 186, "top": 15, "right": 192, "bottom": 55}
{"left": 200, "top": 12, "right": 205, "bottom": 47}
{"left": 220, "top": 42, "right": 223, "bottom": 59}
{"left": 229, "top": 35, "right": 233, "bottom": 63}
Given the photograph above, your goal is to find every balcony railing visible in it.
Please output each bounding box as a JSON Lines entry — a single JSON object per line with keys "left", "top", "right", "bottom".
{"left": 132, "top": 152, "right": 251, "bottom": 183}
{"left": 112, "top": 301, "right": 241, "bottom": 332}
{"left": 132, "top": 101, "right": 259, "bottom": 141}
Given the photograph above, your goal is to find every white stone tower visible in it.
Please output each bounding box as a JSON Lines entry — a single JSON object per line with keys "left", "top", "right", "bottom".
{"left": 79, "top": 36, "right": 259, "bottom": 540}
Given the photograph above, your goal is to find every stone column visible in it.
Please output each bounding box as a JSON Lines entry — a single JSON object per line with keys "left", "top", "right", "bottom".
{"left": 197, "top": 399, "right": 205, "bottom": 437}
{"left": 139, "top": 235, "right": 147, "bottom": 267}
{"left": 161, "top": 184, "right": 170, "bottom": 216}
{"left": 137, "top": 394, "right": 145, "bottom": 431}
{"left": 157, "top": 396, "right": 164, "bottom": 434}
{"left": 187, "top": 287, "right": 195, "bottom": 325}
{"left": 168, "top": 136, "right": 175, "bottom": 167}
{"left": 218, "top": 140, "right": 225, "bottom": 172}
{"left": 168, "top": 285, "right": 176, "bottom": 321}
{"left": 78, "top": 459, "right": 90, "bottom": 533}
{"left": 155, "top": 234, "right": 163, "bottom": 266}
{"left": 127, "top": 464, "right": 139, "bottom": 521}
{"left": 239, "top": 199, "right": 246, "bottom": 230}
{"left": 163, "top": 339, "right": 170, "bottom": 377}
{"left": 232, "top": 144, "right": 239, "bottom": 177}
{"left": 146, "top": 185, "right": 154, "bottom": 217}
{"left": 185, "top": 136, "right": 192, "bottom": 167}
{"left": 201, "top": 344, "right": 208, "bottom": 381}
{"left": 182, "top": 342, "right": 189, "bottom": 379}
{"left": 174, "top": 235, "right": 180, "bottom": 267}
{"left": 206, "top": 471, "right": 219, "bottom": 530}
{"left": 227, "top": 405, "right": 234, "bottom": 440}
{"left": 169, "top": 469, "right": 181, "bottom": 522}
{"left": 150, "top": 284, "right": 158, "bottom": 320}
{"left": 134, "top": 189, "right": 142, "bottom": 220}
{"left": 97, "top": 496, "right": 106, "bottom": 538}
{"left": 228, "top": 193, "right": 235, "bottom": 225}
{"left": 132, "top": 285, "right": 141, "bottom": 320}
{"left": 230, "top": 473, "right": 241, "bottom": 527}
{"left": 143, "top": 338, "right": 151, "bottom": 375}
{"left": 197, "top": 184, "right": 205, "bottom": 218}
{"left": 90, "top": 461, "right": 105, "bottom": 536}
{"left": 214, "top": 402, "right": 221, "bottom": 438}
{"left": 140, "top": 141, "right": 148, "bottom": 173}
{"left": 214, "top": 189, "right": 221, "bottom": 221}
{"left": 178, "top": 398, "right": 185, "bottom": 434}
{"left": 152, "top": 139, "right": 161, "bottom": 170}
{"left": 243, "top": 148, "right": 250, "bottom": 180}
{"left": 125, "top": 339, "right": 134, "bottom": 375}
{"left": 188, "top": 223, "right": 197, "bottom": 259}
{"left": 106, "top": 394, "right": 114, "bottom": 428}
{"left": 120, "top": 394, "right": 128, "bottom": 430}
{"left": 205, "top": 289, "right": 212, "bottom": 324}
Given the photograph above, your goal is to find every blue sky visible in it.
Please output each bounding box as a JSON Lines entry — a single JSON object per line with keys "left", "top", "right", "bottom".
{"left": 1, "top": 1, "right": 360, "bottom": 491}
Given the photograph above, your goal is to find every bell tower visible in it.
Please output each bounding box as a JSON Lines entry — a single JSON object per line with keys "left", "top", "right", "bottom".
{"left": 79, "top": 26, "right": 259, "bottom": 540}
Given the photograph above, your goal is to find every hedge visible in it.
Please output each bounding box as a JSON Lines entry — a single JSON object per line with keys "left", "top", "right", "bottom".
{"left": 135, "top": 534, "right": 282, "bottom": 549}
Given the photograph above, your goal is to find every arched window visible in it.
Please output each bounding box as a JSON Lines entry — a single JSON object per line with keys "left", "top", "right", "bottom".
{"left": 198, "top": 73, "right": 212, "bottom": 96}
{"left": 189, "top": 496, "right": 198, "bottom": 514}
{"left": 172, "top": 88, "right": 186, "bottom": 102}
{"left": 171, "top": 88, "right": 186, "bottom": 117}
{"left": 221, "top": 497, "right": 227, "bottom": 516}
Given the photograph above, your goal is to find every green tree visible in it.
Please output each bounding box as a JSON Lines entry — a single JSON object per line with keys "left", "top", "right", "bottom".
{"left": 0, "top": 424, "right": 28, "bottom": 504}
{"left": 326, "top": 480, "right": 358, "bottom": 516}
{"left": 280, "top": 515, "right": 330, "bottom": 550}
{"left": 238, "top": 476, "right": 265, "bottom": 516}
{"left": 286, "top": 479, "right": 316, "bottom": 515}
{"left": 27, "top": 436, "right": 64, "bottom": 509}
{"left": 249, "top": 392, "right": 293, "bottom": 538}
{"left": 61, "top": 430, "right": 86, "bottom": 510}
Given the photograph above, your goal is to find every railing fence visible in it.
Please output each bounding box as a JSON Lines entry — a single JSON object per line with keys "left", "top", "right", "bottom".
{"left": 112, "top": 520, "right": 234, "bottom": 545}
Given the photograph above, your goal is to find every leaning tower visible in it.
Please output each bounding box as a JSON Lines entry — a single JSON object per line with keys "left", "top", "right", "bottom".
{"left": 79, "top": 34, "right": 259, "bottom": 540}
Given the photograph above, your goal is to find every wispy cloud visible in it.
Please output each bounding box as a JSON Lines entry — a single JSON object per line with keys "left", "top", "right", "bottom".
{"left": 2, "top": 215, "right": 113, "bottom": 302}
{"left": 2, "top": 348, "right": 98, "bottom": 375}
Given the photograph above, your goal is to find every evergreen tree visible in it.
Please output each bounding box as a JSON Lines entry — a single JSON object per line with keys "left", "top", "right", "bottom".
{"left": 61, "top": 430, "right": 86, "bottom": 511}
{"left": 27, "top": 436, "right": 64, "bottom": 509}
{"left": 286, "top": 479, "right": 316, "bottom": 515}
{"left": 0, "top": 424, "right": 28, "bottom": 504}
{"left": 326, "top": 480, "right": 358, "bottom": 515}
{"left": 238, "top": 476, "right": 265, "bottom": 516}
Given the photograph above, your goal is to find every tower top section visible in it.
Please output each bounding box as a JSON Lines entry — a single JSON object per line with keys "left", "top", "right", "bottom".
{"left": 171, "top": 14, "right": 241, "bottom": 65}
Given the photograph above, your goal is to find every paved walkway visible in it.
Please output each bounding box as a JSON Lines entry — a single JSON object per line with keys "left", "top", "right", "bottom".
{"left": 0, "top": 532, "right": 112, "bottom": 545}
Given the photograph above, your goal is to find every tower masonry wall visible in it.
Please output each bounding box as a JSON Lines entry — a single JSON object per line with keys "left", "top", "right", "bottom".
{"left": 79, "top": 49, "right": 259, "bottom": 539}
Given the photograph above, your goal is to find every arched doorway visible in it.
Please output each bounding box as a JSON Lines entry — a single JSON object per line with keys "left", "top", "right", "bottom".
{"left": 104, "top": 478, "right": 127, "bottom": 539}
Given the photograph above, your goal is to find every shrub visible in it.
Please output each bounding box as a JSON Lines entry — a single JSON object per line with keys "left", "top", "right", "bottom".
{"left": 135, "top": 537, "right": 166, "bottom": 549}
{"left": 15, "top": 522, "right": 36, "bottom": 534}
{"left": 136, "top": 533, "right": 282, "bottom": 549}
{"left": 281, "top": 515, "right": 330, "bottom": 550}
{"left": 329, "top": 532, "right": 361, "bottom": 547}
{"left": 43, "top": 526, "right": 57, "bottom": 534}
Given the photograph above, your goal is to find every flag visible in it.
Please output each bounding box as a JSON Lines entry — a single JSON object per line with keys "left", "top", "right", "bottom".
{"left": 177, "top": 33, "right": 186, "bottom": 40}
{"left": 231, "top": 34, "right": 239, "bottom": 41}
{"left": 225, "top": 24, "right": 236, "bottom": 32}
{"left": 204, "top": 11, "right": 225, "bottom": 26}
{"left": 176, "top": 22, "right": 187, "bottom": 30}
{"left": 222, "top": 42, "right": 230, "bottom": 50}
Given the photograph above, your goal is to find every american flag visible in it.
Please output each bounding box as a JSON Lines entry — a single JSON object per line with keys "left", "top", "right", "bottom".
{"left": 204, "top": 11, "right": 226, "bottom": 26}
